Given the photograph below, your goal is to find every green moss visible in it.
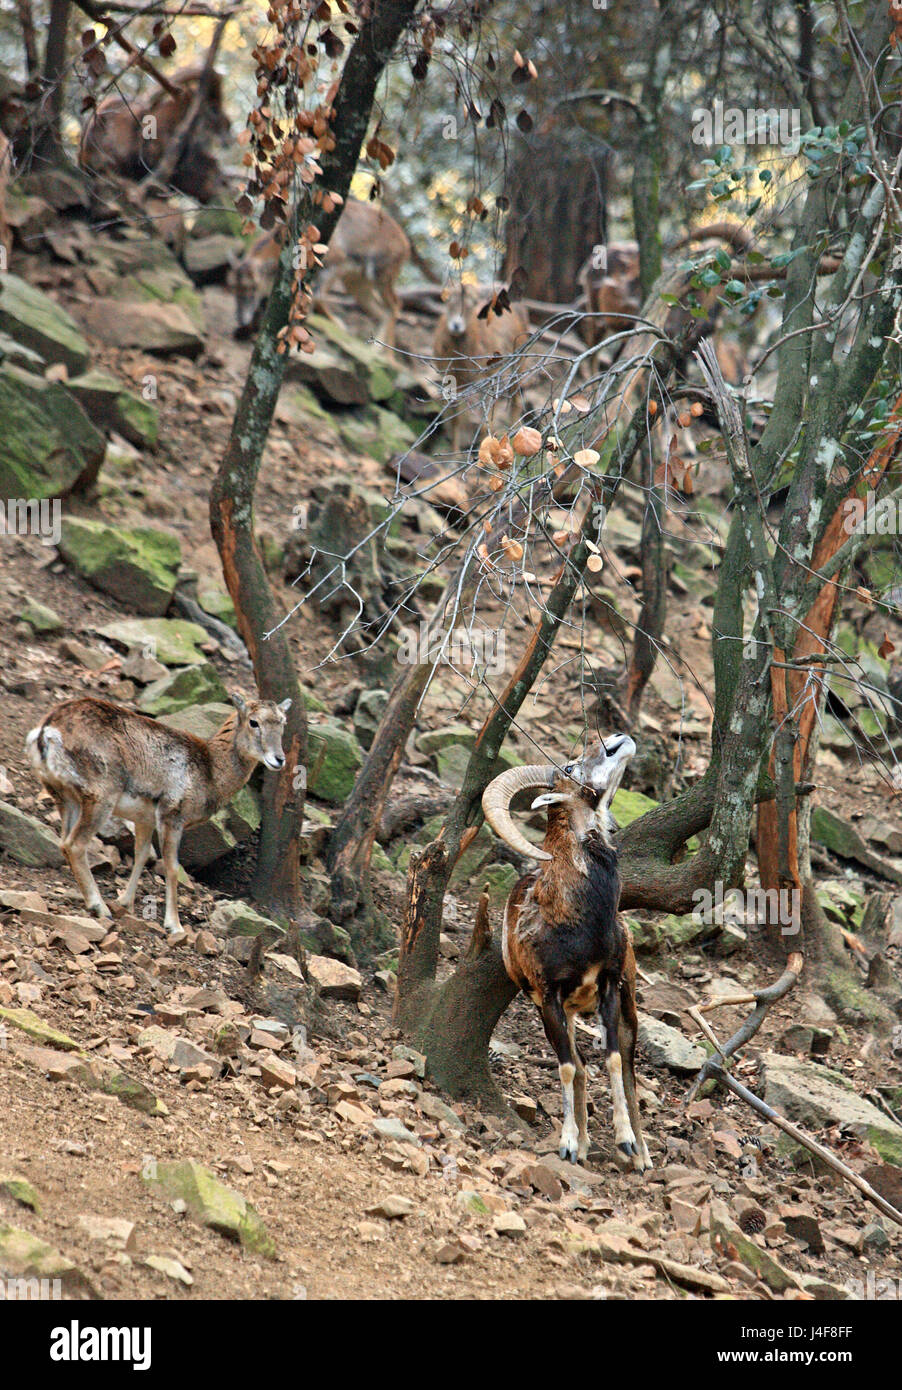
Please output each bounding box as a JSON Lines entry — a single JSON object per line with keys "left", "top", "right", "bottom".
{"left": 0, "top": 364, "right": 105, "bottom": 498}
{"left": 0, "top": 274, "right": 89, "bottom": 373}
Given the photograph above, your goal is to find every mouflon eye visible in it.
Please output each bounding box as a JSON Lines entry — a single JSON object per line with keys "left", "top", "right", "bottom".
{"left": 564, "top": 763, "right": 575, "bottom": 776}
{"left": 249, "top": 718, "right": 259, "bottom": 729}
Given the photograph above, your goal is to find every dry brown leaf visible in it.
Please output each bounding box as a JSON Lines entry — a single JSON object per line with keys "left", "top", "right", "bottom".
{"left": 511, "top": 426, "right": 542, "bottom": 457}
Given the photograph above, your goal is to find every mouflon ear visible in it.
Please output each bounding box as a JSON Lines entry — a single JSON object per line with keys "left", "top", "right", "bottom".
{"left": 230, "top": 691, "right": 248, "bottom": 714}
{"left": 278, "top": 698, "right": 292, "bottom": 714}
{"left": 530, "top": 791, "right": 568, "bottom": 810}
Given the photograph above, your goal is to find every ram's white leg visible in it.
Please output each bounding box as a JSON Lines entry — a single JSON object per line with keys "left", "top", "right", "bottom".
{"left": 606, "top": 1050, "right": 638, "bottom": 1160}
{"left": 558, "top": 1062, "right": 580, "bottom": 1163}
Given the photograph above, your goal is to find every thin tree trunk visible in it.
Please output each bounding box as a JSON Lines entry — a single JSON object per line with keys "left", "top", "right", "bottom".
{"left": 757, "top": 392, "right": 902, "bottom": 950}
{"left": 17, "top": 0, "right": 39, "bottom": 78}
{"left": 210, "top": 0, "right": 422, "bottom": 918}
{"left": 34, "top": 0, "right": 70, "bottom": 165}
{"left": 626, "top": 451, "right": 667, "bottom": 719}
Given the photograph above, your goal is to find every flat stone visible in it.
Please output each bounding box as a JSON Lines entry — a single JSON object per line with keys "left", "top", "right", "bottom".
{"left": 0, "top": 1006, "right": 80, "bottom": 1049}
{"left": 0, "top": 272, "right": 89, "bottom": 372}
{"left": 761, "top": 1052, "right": 902, "bottom": 1164}
{"left": 638, "top": 1013, "right": 706, "bottom": 1074}
{"left": 96, "top": 617, "right": 209, "bottom": 667}
{"left": 144, "top": 1253, "right": 194, "bottom": 1285}
{"left": 372, "top": 1116, "right": 420, "bottom": 1146}
{"left": 0, "top": 802, "right": 62, "bottom": 868}
{"left": 76, "top": 1214, "right": 136, "bottom": 1250}
{"left": 258, "top": 1055, "right": 297, "bottom": 1090}
{"left": 59, "top": 517, "right": 181, "bottom": 617}
{"left": 79, "top": 298, "right": 203, "bottom": 357}
{"left": 306, "top": 955, "right": 362, "bottom": 1001}
{"left": 366, "top": 1194, "right": 416, "bottom": 1219}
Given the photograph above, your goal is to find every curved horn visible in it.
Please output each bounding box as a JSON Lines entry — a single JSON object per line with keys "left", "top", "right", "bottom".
{"left": 482, "top": 764, "right": 556, "bottom": 861}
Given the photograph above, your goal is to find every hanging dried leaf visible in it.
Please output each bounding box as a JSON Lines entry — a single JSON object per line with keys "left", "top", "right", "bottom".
{"left": 573, "top": 448, "right": 600, "bottom": 468}
{"left": 511, "top": 426, "right": 542, "bottom": 456}
{"left": 587, "top": 554, "right": 603, "bottom": 573}
{"left": 878, "top": 634, "right": 896, "bottom": 659}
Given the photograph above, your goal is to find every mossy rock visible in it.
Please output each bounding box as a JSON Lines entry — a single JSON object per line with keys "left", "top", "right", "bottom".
{"left": 143, "top": 1159, "right": 276, "bottom": 1257}
{"left": 190, "top": 205, "right": 244, "bottom": 238}
{"left": 67, "top": 371, "right": 159, "bottom": 450}
{"left": 481, "top": 862, "right": 521, "bottom": 907}
{"left": 0, "top": 273, "right": 89, "bottom": 373}
{"left": 611, "top": 788, "right": 658, "bottom": 826}
{"left": 0, "top": 1005, "right": 79, "bottom": 1049}
{"left": 208, "top": 900, "right": 285, "bottom": 940}
{"left": 196, "top": 583, "right": 237, "bottom": 628}
{"left": 624, "top": 915, "right": 661, "bottom": 953}
{"left": 338, "top": 405, "right": 417, "bottom": 464}
{"left": 821, "top": 965, "right": 894, "bottom": 1028}
{"left": 416, "top": 724, "right": 478, "bottom": 755}
{"left": 435, "top": 742, "right": 522, "bottom": 790}
{"left": 180, "top": 807, "right": 236, "bottom": 870}
{"left": 0, "top": 1222, "right": 98, "bottom": 1298}
{"left": 308, "top": 313, "right": 399, "bottom": 401}
{"left": 0, "top": 1175, "right": 40, "bottom": 1213}
{"left": 762, "top": 1052, "right": 902, "bottom": 1163}
{"left": 0, "top": 364, "right": 105, "bottom": 499}
{"left": 0, "top": 331, "right": 44, "bottom": 372}
{"left": 97, "top": 616, "right": 209, "bottom": 666}
{"left": 138, "top": 663, "right": 228, "bottom": 715}
{"left": 21, "top": 601, "right": 62, "bottom": 634}
{"left": 60, "top": 517, "right": 181, "bottom": 616}
{"left": 305, "top": 720, "right": 364, "bottom": 804}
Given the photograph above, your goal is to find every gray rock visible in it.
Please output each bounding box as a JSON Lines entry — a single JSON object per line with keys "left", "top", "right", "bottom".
{"left": 79, "top": 299, "right": 204, "bottom": 357}
{"left": 761, "top": 1052, "right": 902, "bottom": 1165}
{"left": 637, "top": 1013, "right": 706, "bottom": 1074}
{"left": 208, "top": 900, "right": 283, "bottom": 939}
{"left": 0, "top": 273, "right": 89, "bottom": 373}
{"left": 372, "top": 1116, "right": 420, "bottom": 1146}
{"left": 0, "top": 802, "right": 62, "bottom": 867}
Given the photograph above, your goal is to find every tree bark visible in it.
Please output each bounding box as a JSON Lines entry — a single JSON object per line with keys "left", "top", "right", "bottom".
{"left": 210, "top": 0, "right": 422, "bottom": 918}
{"left": 33, "top": 0, "right": 70, "bottom": 165}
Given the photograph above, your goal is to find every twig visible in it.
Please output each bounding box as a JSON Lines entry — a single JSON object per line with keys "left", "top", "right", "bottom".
{"left": 684, "top": 952, "right": 803, "bottom": 1104}
{"left": 709, "top": 1063, "right": 902, "bottom": 1229}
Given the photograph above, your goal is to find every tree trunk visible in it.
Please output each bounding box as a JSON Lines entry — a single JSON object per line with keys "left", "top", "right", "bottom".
{"left": 210, "top": 0, "right": 422, "bottom": 918}
{"left": 502, "top": 129, "right": 609, "bottom": 303}
{"left": 33, "top": 0, "right": 70, "bottom": 165}
{"left": 17, "top": 0, "right": 39, "bottom": 78}
{"left": 625, "top": 452, "right": 667, "bottom": 719}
